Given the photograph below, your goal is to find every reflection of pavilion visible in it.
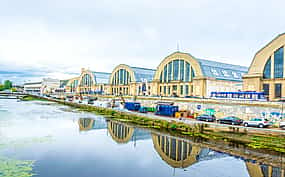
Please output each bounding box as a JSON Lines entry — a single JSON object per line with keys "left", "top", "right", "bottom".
{"left": 151, "top": 133, "right": 226, "bottom": 169}
{"left": 246, "top": 162, "right": 284, "bottom": 177}
{"left": 107, "top": 121, "right": 151, "bottom": 144}
{"left": 78, "top": 118, "right": 107, "bottom": 131}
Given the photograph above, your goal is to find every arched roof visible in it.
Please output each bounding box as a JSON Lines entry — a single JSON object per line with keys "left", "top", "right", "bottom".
{"left": 154, "top": 52, "right": 247, "bottom": 82}
{"left": 130, "top": 66, "right": 156, "bottom": 82}
{"left": 197, "top": 58, "right": 248, "bottom": 81}
{"left": 247, "top": 33, "right": 285, "bottom": 75}
{"left": 78, "top": 68, "right": 111, "bottom": 85}
{"left": 110, "top": 64, "right": 156, "bottom": 84}
{"left": 66, "top": 77, "right": 79, "bottom": 86}
{"left": 91, "top": 71, "right": 111, "bottom": 84}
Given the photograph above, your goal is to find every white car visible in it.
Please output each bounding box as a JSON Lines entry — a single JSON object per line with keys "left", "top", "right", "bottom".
{"left": 243, "top": 118, "right": 271, "bottom": 128}
{"left": 280, "top": 121, "right": 285, "bottom": 129}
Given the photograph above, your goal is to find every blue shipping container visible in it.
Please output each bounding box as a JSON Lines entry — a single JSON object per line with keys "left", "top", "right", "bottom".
{"left": 124, "top": 102, "right": 141, "bottom": 111}
{"left": 155, "top": 105, "right": 179, "bottom": 117}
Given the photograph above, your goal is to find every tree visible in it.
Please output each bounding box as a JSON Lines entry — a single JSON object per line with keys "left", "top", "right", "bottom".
{"left": 0, "top": 84, "right": 4, "bottom": 91}
{"left": 3, "top": 80, "right": 12, "bottom": 89}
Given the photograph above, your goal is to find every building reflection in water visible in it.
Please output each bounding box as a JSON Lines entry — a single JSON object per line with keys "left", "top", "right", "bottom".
{"left": 246, "top": 161, "right": 284, "bottom": 177}
{"left": 79, "top": 119, "right": 284, "bottom": 177}
{"left": 78, "top": 118, "right": 107, "bottom": 132}
{"left": 107, "top": 121, "right": 151, "bottom": 144}
{"left": 152, "top": 133, "right": 284, "bottom": 177}
{"left": 151, "top": 133, "right": 226, "bottom": 169}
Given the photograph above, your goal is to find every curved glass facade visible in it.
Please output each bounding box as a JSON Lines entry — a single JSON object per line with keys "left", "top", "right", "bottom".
{"left": 159, "top": 59, "right": 195, "bottom": 83}
{"left": 81, "top": 74, "right": 93, "bottom": 87}
{"left": 112, "top": 69, "right": 131, "bottom": 85}
{"left": 70, "top": 80, "right": 78, "bottom": 92}
{"left": 274, "top": 47, "right": 284, "bottom": 78}
{"left": 263, "top": 58, "right": 271, "bottom": 79}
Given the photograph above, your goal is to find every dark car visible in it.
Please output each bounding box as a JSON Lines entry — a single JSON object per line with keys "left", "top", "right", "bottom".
{"left": 196, "top": 114, "right": 216, "bottom": 122}
{"left": 185, "top": 96, "right": 200, "bottom": 99}
{"left": 218, "top": 116, "right": 243, "bottom": 125}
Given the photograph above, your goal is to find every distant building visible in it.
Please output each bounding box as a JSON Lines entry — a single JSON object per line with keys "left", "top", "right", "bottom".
{"left": 24, "top": 78, "right": 60, "bottom": 95}
{"left": 65, "top": 68, "right": 111, "bottom": 95}
{"left": 109, "top": 64, "right": 156, "bottom": 96}
{"left": 54, "top": 80, "right": 69, "bottom": 95}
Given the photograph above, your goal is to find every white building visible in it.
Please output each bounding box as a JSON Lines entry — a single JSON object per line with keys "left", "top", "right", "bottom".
{"left": 24, "top": 78, "right": 60, "bottom": 95}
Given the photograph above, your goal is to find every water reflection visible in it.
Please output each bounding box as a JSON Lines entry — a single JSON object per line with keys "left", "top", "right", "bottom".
{"left": 1, "top": 99, "right": 285, "bottom": 177}
{"left": 246, "top": 161, "right": 284, "bottom": 177}
{"left": 81, "top": 119, "right": 285, "bottom": 177}
{"left": 152, "top": 133, "right": 285, "bottom": 177}
{"left": 107, "top": 121, "right": 151, "bottom": 144}
{"left": 152, "top": 133, "right": 226, "bottom": 168}
{"left": 78, "top": 118, "right": 107, "bottom": 131}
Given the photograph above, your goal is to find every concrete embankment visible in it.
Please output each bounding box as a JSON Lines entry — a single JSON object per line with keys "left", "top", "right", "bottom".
{"left": 93, "top": 95, "right": 283, "bottom": 122}
{"left": 96, "top": 95, "right": 283, "bottom": 108}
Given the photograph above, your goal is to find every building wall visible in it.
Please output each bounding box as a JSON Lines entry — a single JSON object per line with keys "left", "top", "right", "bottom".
{"left": 65, "top": 69, "right": 109, "bottom": 95}
{"left": 24, "top": 78, "right": 60, "bottom": 95}
{"left": 243, "top": 33, "right": 285, "bottom": 101}
{"left": 63, "top": 52, "right": 245, "bottom": 98}
{"left": 109, "top": 64, "right": 153, "bottom": 96}
{"left": 109, "top": 64, "right": 136, "bottom": 96}
{"left": 65, "top": 77, "right": 79, "bottom": 93}
{"left": 24, "top": 83, "right": 42, "bottom": 93}
{"left": 206, "top": 79, "right": 243, "bottom": 98}
{"left": 153, "top": 52, "right": 204, "bottom": 97}
{"left": 153, "top": 52, "right": 243, "bottom": 98}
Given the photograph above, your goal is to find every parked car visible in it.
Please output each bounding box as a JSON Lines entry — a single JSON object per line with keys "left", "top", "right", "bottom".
{"left": 184, "top": 96, "right": 200, "bottom": 99}
{"left": 280, "top": 121, "right": 285, "bottom": 129}
{"left": 243, "top": 118, "right": 271, "bottom": 128}
{"left": 218, "top": 116, "right": 243, "bottom": 125}
{"left": 196, "top": 114, "right": 216, "bottom": 122}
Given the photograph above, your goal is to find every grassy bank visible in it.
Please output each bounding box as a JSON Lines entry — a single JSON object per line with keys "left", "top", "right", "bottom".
{"left": 20, "top": 95, "right": 49, "bottom": 101}
{"left": 29, "top": 95, "right": 285, "bottom": 153}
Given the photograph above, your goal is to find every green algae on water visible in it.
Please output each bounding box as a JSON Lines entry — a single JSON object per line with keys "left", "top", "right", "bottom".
{"left": 0, "top": 157, "right": 35, "bottom": 177}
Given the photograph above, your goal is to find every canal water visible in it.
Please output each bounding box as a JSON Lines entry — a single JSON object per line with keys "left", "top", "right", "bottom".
{"left": 0, "top": 99, "right": 284, "bottom": 177}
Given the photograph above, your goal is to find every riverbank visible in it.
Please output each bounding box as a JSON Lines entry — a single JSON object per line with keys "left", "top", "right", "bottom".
{"left": 20, "top": 95, "right": 49, "bottom": 101}
{"left": 27, "top": 95, "right": 285, "bottom": 154}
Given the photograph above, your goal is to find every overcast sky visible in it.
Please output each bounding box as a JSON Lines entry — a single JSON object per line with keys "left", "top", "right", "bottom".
{"left": 0, "top": 0, "right": 285, "bottom": 84}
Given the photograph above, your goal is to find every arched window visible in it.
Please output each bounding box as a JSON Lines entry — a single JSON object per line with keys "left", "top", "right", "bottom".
{"left": 81, "top": 74, "right": 93, "bottom": 87}
{"left": 173, "top": 60, "right": 179, "bottom": 80}
{"left": 274, "top": 47, "right": 284, "bottom": 78}
{"left": 70, "top": 80, "right": 78, "bottom": 92}
{"left": 179, "top": 60, "right": 184, "bottom": 81}
{"left": 112, "top": 69, "right": 131, "bottom": 85}
{"left": 159, "top": 59, "right": 194, "bottom": 83}
{"left": 263, "top": 57, "right": 271, "bottom": 79}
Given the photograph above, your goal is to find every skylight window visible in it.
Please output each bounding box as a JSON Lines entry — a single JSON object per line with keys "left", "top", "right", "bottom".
{"left": 232, "top": 72, "right": 239, "bottom": 78}
{"left": 211, "top": 68, "right": 219, "bottom": 76}
{"left": 221, "top": 70, "right": 230, "bottom": 77}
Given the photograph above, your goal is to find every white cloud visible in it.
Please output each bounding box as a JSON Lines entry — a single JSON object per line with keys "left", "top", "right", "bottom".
{"left": 1, "top": 0, "right": 285, "bottom": 84}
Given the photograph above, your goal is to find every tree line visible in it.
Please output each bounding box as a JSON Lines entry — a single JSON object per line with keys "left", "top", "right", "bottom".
{"left": 0, "top": 80, "right": 13, "bottom": 91}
